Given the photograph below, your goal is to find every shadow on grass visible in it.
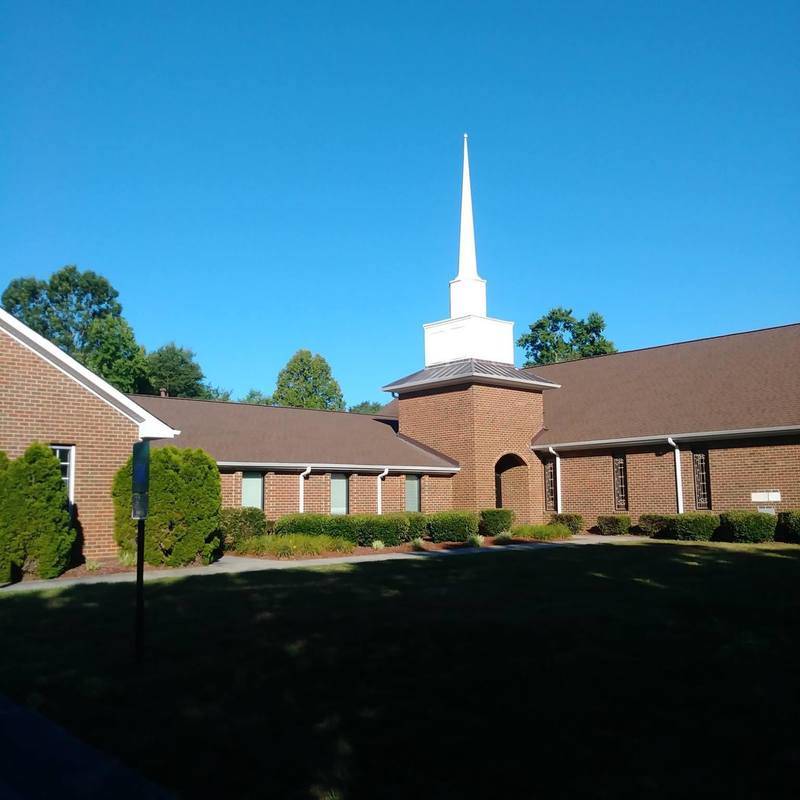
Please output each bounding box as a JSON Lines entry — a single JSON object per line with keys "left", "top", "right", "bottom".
{"left": 1, "top": 541, "right": 800, "bottom": 799}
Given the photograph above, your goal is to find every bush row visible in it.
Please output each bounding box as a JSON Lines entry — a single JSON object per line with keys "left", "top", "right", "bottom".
{"left": 512, "top": 523, "right": 572, "bottom": 541}
{"left": 0, "top": 443, "right": 76, "bottom": 581}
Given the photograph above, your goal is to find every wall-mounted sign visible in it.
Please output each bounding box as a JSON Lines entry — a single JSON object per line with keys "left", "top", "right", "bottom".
{"left": 751, "top": 491, "right": 781, "bottom": 503}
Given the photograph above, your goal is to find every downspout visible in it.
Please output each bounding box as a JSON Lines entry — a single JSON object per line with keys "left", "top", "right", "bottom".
{"left": 376, "top": 468, "right": 389, "bottom": 514}
{"left": 667, "top": 438, "right": 684, "bottom": 514}
{"left": 547, "top": 447, "right": 562, "bottom": 513}
{"left": 299, "top": 466, "right": 312, "bottom": 513}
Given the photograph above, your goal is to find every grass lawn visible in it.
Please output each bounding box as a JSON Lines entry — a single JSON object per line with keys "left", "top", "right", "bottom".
{"left": 2, "top": 540, "right": 800, "bottom": 799}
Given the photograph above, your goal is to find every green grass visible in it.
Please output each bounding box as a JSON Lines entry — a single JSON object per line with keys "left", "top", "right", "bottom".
{"left": 2, "top": 540, "right": 800, "bottom": 798}
{"left": 236, "top": 533, "right": 355, "bottom": 558}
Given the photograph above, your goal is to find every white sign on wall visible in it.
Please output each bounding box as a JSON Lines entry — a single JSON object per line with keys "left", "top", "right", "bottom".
{"left": 751, "top": 491, "right": 781, "bottom": 503}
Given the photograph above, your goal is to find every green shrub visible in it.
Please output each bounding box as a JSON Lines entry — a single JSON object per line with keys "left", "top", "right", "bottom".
{"left": 597, "top": 515, "right": 631, "bottom": 536}
{"left": 273, "top": 512, "right": 410, "bottom": 546}
{"left": 550, "top": 513, "right": 584, "bottom": 535}
{"left": 479, "top": 508, "right": 514, "bottom": 536}
{"left": 274, "top": 513, "right": 331, "bottom": 537}
{"left": 371, "top": 540, "right": 386, "bottom": 550}
{"left": 426, "top": 511, "right": 479, "bottom": 543}
{"left": 466, "top": 533, "right": 485, "bottom": 548}
{"left": 659, "top": 512, "right": 719, "bottom": 541}
{"left": 405, "top": 512, "right": 427, "bottom": 540}
{"left": 512, "top": 523, "right": 571, "bottom": 541}
{"left": 494, "top": 531, "right": 514, "bottom": 545}
{"left": 638, "top": 514, "right": 674, "bottom": 537}
{"left": 237, "top": 534, "right": 354, "bottom": 558}
{"left": 777, "top": 511, "right": 800, "bottom": 543}
{"left": 113, "top": 447, "right": 222, "bottom": 567}
{"left": 411, "top": 537, "right": 425, "bottom": 551}
{"left": 220, "top": 507, "right": 268, "bottom": 551}
{"left": 0, "top": 443, "right": 75, "bottom": 580}
{"left": 351, "top": 514, "right": 410, "bottom": 546}
{"left": 717, "top": 511, "right": 777, "bottom": 543}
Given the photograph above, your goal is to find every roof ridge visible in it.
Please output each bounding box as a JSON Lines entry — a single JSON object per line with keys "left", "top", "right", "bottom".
{"left": 525, "top": 321, "right": 800, "bottom": 370}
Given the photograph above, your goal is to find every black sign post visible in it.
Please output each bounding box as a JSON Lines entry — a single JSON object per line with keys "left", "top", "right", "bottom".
{"left": 132, "top": 440, "right": 150, "bottom": 662}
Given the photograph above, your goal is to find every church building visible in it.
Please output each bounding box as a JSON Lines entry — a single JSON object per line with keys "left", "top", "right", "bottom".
{"left": 1, "top": 137, "right": 798, "bottom": 559}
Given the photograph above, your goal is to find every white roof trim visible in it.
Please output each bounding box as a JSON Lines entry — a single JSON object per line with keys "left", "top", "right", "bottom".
{"left": 532, "top": 424, "right": 800, "bottom": 452}
{"left": 217, "top": 461, "right": 460, "bottom": 474}
{"left": 0, "top": 308, "right": 179, "bottom": 441}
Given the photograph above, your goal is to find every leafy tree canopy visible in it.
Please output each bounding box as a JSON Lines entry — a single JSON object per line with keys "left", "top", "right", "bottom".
{"left": 200, "top": 385, "right": 232, "bottom": 401}
{"left": 241, "top": 388, "right": 273, "bottom": 406}
{"left": 271, "top": 350, "right": 345, "bottom": 411}
{"left": 348, "top": 400, "right": 384, "bottom": 415}
{"left": 517, "top": 307, "right": 616, "bottom": 366}
{"left": 82, "top": 316, "right": 151, "bottom": 394}
{"left": 2, "top": 265, "right": 122, "bottom": 357}
{"left": 146, "top": 343, "right": 206, "bottom": 398}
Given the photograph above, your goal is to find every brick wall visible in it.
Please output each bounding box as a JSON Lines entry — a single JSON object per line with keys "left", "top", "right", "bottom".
{"left": 0, "top": 328, "right": 140, "bottom": 559}
{"left": 220, "top": 471, "right": 242, "bottom": 507}
{"left": 421, "top": 474, "right": 453, "bottom": 512}
{"left": 350, "top": 474, "right": 378, "bottom": 514}
{"left": 398, "top": 383, "right": 545, "bottom": 522}
{"left": 381, "top": 475, "right": 405, "bottom": 513}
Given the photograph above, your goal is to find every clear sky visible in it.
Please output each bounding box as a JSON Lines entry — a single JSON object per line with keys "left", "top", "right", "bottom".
{"left": 2, "top": 1, "right": 798, "bottom": 406}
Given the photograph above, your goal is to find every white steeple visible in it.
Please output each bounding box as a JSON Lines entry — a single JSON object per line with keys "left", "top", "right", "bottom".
{"left": 422, "top": 135, "right": 515, "bottom": 367}
{"left": 450, "top": 134, "right": 487, "bottom": 318}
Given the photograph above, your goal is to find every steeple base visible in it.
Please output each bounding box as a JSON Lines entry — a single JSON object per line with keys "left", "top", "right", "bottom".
{"left": 423, "top": 315, "right": 514, "bottom": 366}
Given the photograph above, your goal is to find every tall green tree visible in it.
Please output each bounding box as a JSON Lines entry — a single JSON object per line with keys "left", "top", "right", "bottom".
{"left": 271, "top": 350, "right": 345, "bottom": 410}
{"left": 517, "top": 307, "right": 617, "bottom": 366}
{"left": 200, "top": 385, "right": 232, "bottom": 401}
{"left": 2, "top": 265, "right": 122, "bottom": 356}
{"left": 241, "top": 388, "right": 272, "bottom": 405}
{"left": 349, "top": 400, "right": 384, "bottom": 415}
{"left": 146, "top": 343, "right": 206, "bottom": 398}
{"left": 82, "top": 316, "right": 151, "bottom": 393}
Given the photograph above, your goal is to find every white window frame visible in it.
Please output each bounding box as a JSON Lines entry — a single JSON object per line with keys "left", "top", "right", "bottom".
{"left": 50, "top": 444, "right": 76, "bottom": 505}
{"left": 241, "top": 471, "right": 264, "bottom": 510}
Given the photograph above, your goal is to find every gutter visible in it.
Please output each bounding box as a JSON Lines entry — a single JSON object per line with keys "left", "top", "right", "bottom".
{"left": 217, "top": 461, "right": 459, "bottom": 474}
{"left": 376, "top": 467, "right": 389, "bottom": 514}
{"left": 298, "top": 465, "right": 311, "bottom": 513}
{"left": 547, "top": 446, "right": 562, "bottom": 514}
{"left": 666, "top": 437, "right": 684, "bottom": 514}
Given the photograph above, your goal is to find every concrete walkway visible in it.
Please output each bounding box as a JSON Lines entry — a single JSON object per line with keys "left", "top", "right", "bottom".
{"left": 0, "top": 534, "right": 642, "bottom": 595}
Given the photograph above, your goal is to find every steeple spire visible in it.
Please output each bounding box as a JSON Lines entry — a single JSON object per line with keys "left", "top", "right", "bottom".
{"left": 450, "top": 133, "right": 487, "bottom": 318}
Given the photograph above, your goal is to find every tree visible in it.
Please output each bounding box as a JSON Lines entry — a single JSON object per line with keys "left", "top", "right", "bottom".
{"left": 271, "top": 350, "right": 345, "bottom": 410}
{"left": 2, "top": 265, "right": 121, "bottom": 356}
{"left": 82, "top": 316, "right": 151, "bottom": 393}
{"left": 349, "top": 400, "right": 384, "bottom": 415}
{"left": 241, "top": 388, "right": 272, "bottom": 405}
{"left": 200, "top": 384, "right": 232, "bottom": 401}
{"left": 146, "top": 343, "right": 206, "bottom": 397}
{"left": 517, "top": 307, "right": 617, "bottom": 366}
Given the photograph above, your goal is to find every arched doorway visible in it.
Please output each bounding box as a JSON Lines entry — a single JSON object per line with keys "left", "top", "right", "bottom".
{"left": 494, "top": 453, "right": 530, "bottom": 523}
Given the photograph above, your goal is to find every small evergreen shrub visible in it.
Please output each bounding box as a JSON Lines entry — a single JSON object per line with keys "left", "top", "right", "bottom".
{"left": 113, "top": 447, "right": 222, "bottom": 567}
{"left": 512, "top": 523, "right": 571, "bottom": 541}
{"left": 494, "top": 531, "right": 514, "bottom": 545}
{"left": 550, "top": 513, "right": 584, "bottom": 535}
{"left": 405, "top": 512, "right": 427, "bottom": 540}
{"left": 717, "top": 511, "right": 777, "bottom": 543}
{"left": 597, "top": 515, "right": 631, "bottom": 536}
{"left": 274, "top": 513, "right": 331, "bottom": 537}
{"left": 411, "top": 537, "right": 425, "bottom": 551}
{"left": 479, "top": 508, "right": 514, "bottom": 536}
{"left": 426, "top": 511, "right": 479, "bottom": 543}
{"left": 466, "top": 533, "right": 484, "bottom": 548}
{"left": 776, "top": 511, "right": 800, "bottom": 544}
{"left": 660, "top": 512, "right": 719, "bottom": 541}
{"left": 351, "top": 514, "right": 409, "bottom": 546}
{"left": 0, "top": 443, "right": 75, "bottom": 580}
{"left": 371, "top": 540, "right": 386, "bottom": 550}
{"left": 237, "top": 534, "right": 354, "bottom": 558}
{"left": 220, "top": 507, "right": 268, "bottom": 551}
{"left": 638, "top": 514, "right": 674, "bottom": 537}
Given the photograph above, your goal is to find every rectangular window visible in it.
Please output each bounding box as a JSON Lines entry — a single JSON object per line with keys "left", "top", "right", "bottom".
{"left": 50, "top": 445, "right": 75, "bottom": 504}
{"left": 544, "top": 458, "right": 556, "bottom": 511}
{"left": 613, "top": 453, "right": 628, "bottom": 511}
{"left": 405, "top": 475, "right": 421, "bottom": 512}
{"left": 241, "top": 471, "right": 264, "bottom": 510}
{"left": 693, "top": 451, "right": 711, "bottom": 510}
{"left": 330, "top": 473, "right": 349, "bottom": 515}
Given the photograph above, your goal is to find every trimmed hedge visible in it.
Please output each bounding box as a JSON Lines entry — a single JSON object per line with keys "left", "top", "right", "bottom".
{"left": 237, "top": 534, "right": 353, "bottom": 558}
{"left": 638, "top": 514, "right": 673, "bottom": 537}
{"left": 220, "top": 508, "right": 269, "bottom": 551}
{"left": 274, "top": 513, "right": 331, "bottom": 537}
{"left": 427, "top": 511, "right": 479, "bottom": 543}
{"left": 660, "top": 512, "right": 719, "bottom": 541}
{"left": 0, "top": 443, "right": 75, "bottom": 581}
{"left": 717, "top": 511, "right": 777, "bottom": 543}
{"left": 597, "top": 515, "right": 631, "bottom": 536}
{"left": 405, "top": 512, "right": 427, "bottom": 540}
{"left": 113, "top": 447, "right": 222, "bottom": 566}
{"left": 550, "top": 513, "right": 584, "bottom": 535}
{"left": 512, "top": 523, "right": 571, "bottom": 541}
{"left": 273, "top": 512, "right": 411, "bottom": 546}
{"left": 479, "top": 508, "right": 515, "bottom": 536}
{"left": 777, "top": 511, "right": 800, "bottom": 544}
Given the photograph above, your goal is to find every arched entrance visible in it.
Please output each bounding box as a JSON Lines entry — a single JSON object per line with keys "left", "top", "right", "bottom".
{"left": 494, "top": 453, "right": 530, "bottom": 523}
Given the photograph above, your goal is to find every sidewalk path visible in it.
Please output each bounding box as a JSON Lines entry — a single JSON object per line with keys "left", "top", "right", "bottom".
{"left": 0, "top": 534, "right": 645, "bottom": 595}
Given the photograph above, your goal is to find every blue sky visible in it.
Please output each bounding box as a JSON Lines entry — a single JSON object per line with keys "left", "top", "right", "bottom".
{"left": 2, "top": 1, "right": 798, "bottom": 405}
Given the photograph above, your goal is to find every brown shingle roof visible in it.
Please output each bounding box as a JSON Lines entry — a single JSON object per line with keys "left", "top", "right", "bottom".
{"left": 129, "top": 395, "right": 458, "bottom": 471}
{"left": 529, "top": 323, "right": 800, "bottom": 447}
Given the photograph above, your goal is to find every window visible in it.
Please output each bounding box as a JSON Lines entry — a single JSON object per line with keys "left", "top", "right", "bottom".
{"left": 330, "top": 473, "right": 349, "bottom": 515}
{"left": 544, "top": 458, "right": 556, "bottom": 512}
{"left": 241, "top": 471, "right": 264, "bottom": 510}
{"left": 612, "top": 453, "right": 628, "bottom": 511}
{"left": 693, "top": 451, "right": 711, "bottom": 510}
{"left": 50, "top": 445, "right": 74, "bottom": 504}
{"left": 405, "top": 475, "right": 421, "bottom": 512}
